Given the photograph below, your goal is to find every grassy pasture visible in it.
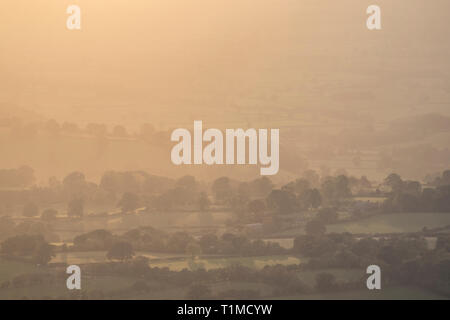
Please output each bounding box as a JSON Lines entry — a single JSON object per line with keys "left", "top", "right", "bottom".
{"left": 262, "top": 238, "right": 294, "bottom": 249}
{"left": 274, "top": 286, "right": 448, "bottom": 300}
{"left": 327, "top": 212, "right": 450, "bottom": 234}
{"left": 0, "top": 273, "right": 141, "bottom": 300}
{"left": 51, "top": 252, "right": 304, "bottom": 271}
{"left": 47, "top": 210, "right": 234, "bottom": 242}
{"left": 353, "top": 197, "right": 387, "bottom": 203}
{"left": 272, "top": 212, "right": 450, "bottom": 238}
{"left": 149, "top": 255, "right": 303, "bottom": 271}
{"left": 295, "top": 268, "right": 366, "bottom": 287}
{"left": 0, "top": 257, "right": 42, "bottom": 283}
{"left": 51, "top": 251, "right": 189, "bottom": 265}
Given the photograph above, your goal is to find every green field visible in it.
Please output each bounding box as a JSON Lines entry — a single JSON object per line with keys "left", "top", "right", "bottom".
{"left": 262, "top": 238, "right": 294, "bottom": 249}
{"left": 51, "top": 251, "right": 189, "bottom": 265}
{"left": 0, "top": 258, "right": 42, "bottom": 283}
{"left": 131, "top": 281, "right": 275, "bottom": 300}
{"left": 0, "top": 273, "right": 142, "bottom": 300}
{"left": 51, "top": 251, "right": 304, "bottom": 271}
{"left": 275, "top": 286, "right": 448, "bottom": 300}
{"left": 296, "top": 268, "right": 366, "bottom": 287}
{"left": 1, "top": 254, "right": 304, "bottom": 299}
{"left": 268, "top": 212, "right": 450, "bottom": 239}
{"left": 150, "top": 255, "right": 303, "bottom": 271}
{"left": 46, "top": 209, "right": 235, "bottom": 242}
{"left": 353, "top": 197, "right": 387, "bottom": 203}
{"left": 1, "top": 257, "right": 447, "bottom": 300}
{"left": 327, "top": 212, "right": 450, "bottom": 234}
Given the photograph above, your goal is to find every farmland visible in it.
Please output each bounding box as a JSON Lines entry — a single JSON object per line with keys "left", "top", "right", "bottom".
{"left": 269, "top": 212, "right": 450, "bottom": 238}
{"left": 0, "top": 258, "right": 41, "bottom": 283}
{"left": 51, "top": 251, "right": 304, "bottom": 271}
{"left": 149, "top": 255, "right": 303, "bottom": 271}
{"left": 327, "top": 212, "right": 450, "bottom": 234}
{"left": 1, "top": 168, "right": 450, "bottom": 300}
{"left": 275, "top": 286, "right": 448, "bottom": 300}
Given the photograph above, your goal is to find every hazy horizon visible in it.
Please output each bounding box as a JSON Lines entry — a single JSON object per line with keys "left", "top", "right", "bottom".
{"left": 1, "top": 0, "right": 450, "bottom": 182}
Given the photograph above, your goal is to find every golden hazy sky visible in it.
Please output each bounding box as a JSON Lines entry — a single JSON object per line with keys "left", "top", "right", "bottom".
{"left": 1, "top": 0, "right": 449, "bottom": 128}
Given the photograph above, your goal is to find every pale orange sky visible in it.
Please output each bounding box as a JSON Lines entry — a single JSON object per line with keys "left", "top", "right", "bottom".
{"left": 0, "top": 1, "right": 449, "bottom": 182}
{"left": 1, "top": 0, "right": 450, "bottom": 129}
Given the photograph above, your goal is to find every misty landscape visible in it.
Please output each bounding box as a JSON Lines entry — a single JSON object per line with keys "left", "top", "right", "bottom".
{"left": 0, "top": 0, "right": 449, "bottom": 300}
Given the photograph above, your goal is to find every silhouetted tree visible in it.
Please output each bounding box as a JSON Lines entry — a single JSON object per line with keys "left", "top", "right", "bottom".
{"left": 33, "top": 242, "right": 55, "bottom": 265}
{"left": 67, "top": 197, "right": 84, "bottom": 217}
{"left": 186, "top": 283, "right": 212, "bottom": 299}
{"left": 63, "top": 171, "right": 87, "bottom": 197}
{"left": 186, "top": 241, "right": 202, "bottom": 259}
{"left": 197, "top": 192, "right": 210, "bottom": 212}
{"left": 22, "top": 202, "right": 39, "bottom": 218}
{"left": 212, "top": 177, "right": 233, "bottom": 203}
{"left": 315, "top": 273, "right": 337, "bottom": 291}
{"left": 112, "top": 125, "right": 127, "bottom": 137}
{"left": 106, "top": 241, "right": 134, "bottom": 262}
{"left": 41, "top": 208, "right": 57, "bottom": 221}
{"left": 305, "top": 219, "right": 326, "bottom": 236}
{"left": 384, "top": 173, "right": 403, "bottom": 193}
{"left": 266, "top": 189, "right": 297, "bottom": 214}
{"left": 298, "top": 188, "right": 322, "bottom": 209}
{"left": 248, "top": 199, "right": 266, "bottom": 217}
{"left": 317, "top": 208, "right": 338, "bottom": 223}
{"left": 118, "top": 192, "right": 140, "bottom": 213}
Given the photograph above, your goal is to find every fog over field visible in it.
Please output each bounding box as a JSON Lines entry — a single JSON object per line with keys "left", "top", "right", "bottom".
{"left": 1, "top": 1, "right": 450, "bottom": 182}
{"left": 0, "top": 0, "right": 449, "bottom": 301}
